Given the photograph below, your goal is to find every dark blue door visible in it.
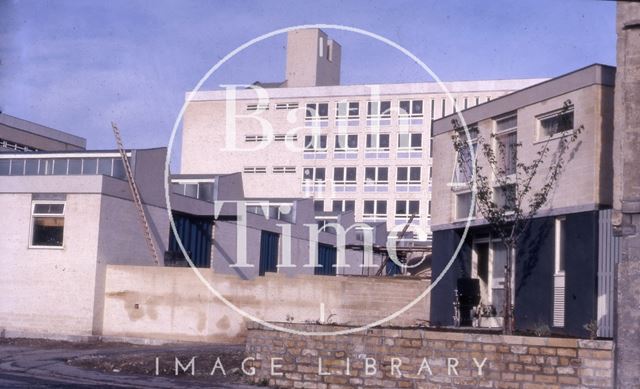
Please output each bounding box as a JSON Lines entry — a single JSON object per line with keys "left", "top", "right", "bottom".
{"left": 167, "top": 213, "right": 212, "bottom": 268}
{"left": 315, "top": 244, "right": 337, "bottom": 276}
{"left": 259, "top": 230, "right": 280, "bottom": 276}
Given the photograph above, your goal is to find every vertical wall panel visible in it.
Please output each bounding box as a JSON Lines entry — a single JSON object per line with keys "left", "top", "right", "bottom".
{"left": 597, "top": 209, "right": 620, "bottom": 338}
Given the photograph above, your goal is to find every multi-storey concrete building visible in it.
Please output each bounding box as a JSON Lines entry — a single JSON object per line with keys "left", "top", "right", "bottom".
{"left": 429, "top": 64, "right": 618, "bottom": 338}
{"left": 180, "top": 29, "right": 545, "bottom": 242}
{"left": 0, "top": 113, "right": 86, "bottom": 152}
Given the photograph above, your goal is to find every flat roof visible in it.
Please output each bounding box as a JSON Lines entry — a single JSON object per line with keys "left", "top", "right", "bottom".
{"left": 187, "top": 78, "right": 548, "bottom": 102}
{"left": 431, "top": 64, "right": 615, "bottom": 136}
{"left": 0, "top": 113, "right": 87, "bottom": 149}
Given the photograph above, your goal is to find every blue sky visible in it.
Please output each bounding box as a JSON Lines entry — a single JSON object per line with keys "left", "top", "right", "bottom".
{"left": 0, "top": 0, "right": 616, "bottom": 152}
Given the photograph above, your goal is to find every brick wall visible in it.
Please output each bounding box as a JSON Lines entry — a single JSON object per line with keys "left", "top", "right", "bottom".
{"left": 245, "top": 323, "right": 613, "bottom": 388}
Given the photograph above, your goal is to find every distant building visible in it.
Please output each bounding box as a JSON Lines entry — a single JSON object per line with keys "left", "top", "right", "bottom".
{"left": 429, "top": 64, "right": 618, "bottom": 338}
{"left": 181, "top": 28, "right": 546, "bottom": 241}
{"left": 0, "top": 113, "right": 86, "bottom": 152}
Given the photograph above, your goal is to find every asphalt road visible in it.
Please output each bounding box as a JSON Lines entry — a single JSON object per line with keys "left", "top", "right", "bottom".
{"left": 0, "top": 338, "right": 260, "bottom": 388}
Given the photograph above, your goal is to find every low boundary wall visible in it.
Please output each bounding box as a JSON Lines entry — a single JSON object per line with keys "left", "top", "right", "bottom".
{"left": 102, "top": 265, "right": 429, "bottom": 343}
{"left": 245, "top": 323, "right": 614, "bottom": 388}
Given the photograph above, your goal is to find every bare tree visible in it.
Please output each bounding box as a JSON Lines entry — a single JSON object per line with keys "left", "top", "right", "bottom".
{"left": 451, "top": 100, "right": 582, "bottom": 334}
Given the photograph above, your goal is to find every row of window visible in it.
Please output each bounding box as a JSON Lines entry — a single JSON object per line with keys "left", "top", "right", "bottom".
{"left": 0, "top": 157, "right": 127, "bottom": 179}
{"left": 315, "top": 199, "right": 428, "bottom": 220}
{"left": 171, "top": 181, "right": 215, "bottom": 202}
{"left": 245, "top": 134, "right": 298, "bottom": 142}
{"left": 452, "top": 108, "right": 574, "bottom": 187}
{"left": 240, "top": 166, "right": 431, "bottom": 185}
{"left": 246, "top": 96, "right": 492, "bottom": 120}
{"left": 0, "top": 138, "right": 39, "bottom": 152}
{"left": 304, "top": 133, "right": 424, "bottom": 151}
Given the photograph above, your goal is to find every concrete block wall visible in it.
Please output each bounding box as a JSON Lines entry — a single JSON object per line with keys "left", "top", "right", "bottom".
{"left": 101, "top": 265, "right": 429, "bottom": 343}
{"left": 246, "top": 323, "right": 613, "bottom": 388}
{"left": 0, "top": 192, "right": 102, "bottom": 337}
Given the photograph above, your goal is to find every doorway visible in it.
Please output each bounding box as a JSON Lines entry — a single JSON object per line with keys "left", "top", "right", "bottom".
{"left": 259, "top": 230, "right": 280, "bottom": 276}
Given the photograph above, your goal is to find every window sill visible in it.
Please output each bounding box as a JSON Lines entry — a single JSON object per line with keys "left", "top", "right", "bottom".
{"left": 449, "top": 183, "right": 472, "bottom": 192}
{"left": 533, "top": 128, "right": 576, "bottom": 145}
{"left": 29, "top": 245, "right": 64, "bottom": 250}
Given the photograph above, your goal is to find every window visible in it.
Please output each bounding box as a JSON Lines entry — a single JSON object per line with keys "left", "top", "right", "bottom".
{"left": 367, "top": 101, "right": 391, "bottom": 119}
{"left": 247, "top": 203, "right": 294, "bottom": 223}
{"left": 273, "top": 134, "right": 297, "bottom": 142}
{"left": 399, "top": 100, "right": 423, "bottom": 118}
{"left": 334, "top": 134, "right": 358, "bottom": 151}
{"left": 246, "top": 103, "right": 269, "bottom": 111}
{"left": 555, "top": 217, "right": 566, "bottom": 274}
{"left": 97, "top": 158, "right": 112, "bottom": 175}
{"left": 365, "top": 133, "right": 390, "bottom": 150}
{"left": 82, "top": 158, "right": 97, "bottom": 175}
{"left": 275, "top": 102, "right": 299, "bottom": 110}
{"left": 304, "top": 135, "right": 328, "bottom": 152}
{"left": 336, "top": 102, "right": 359, "bottom": 119}
{"left": 243, "top": 166, "right": 267, "bottom": 174}
{"left": 302, "top": 167, "right": 325, "bottom": 182}
{"left": 302, "top": 167, "right": 326, "bottom": 194}
{"left": 453, "top": 127, "right": 479, "bottom": 185}
{"left": 364, "top": 167, "right": 388, "bottom": 185}
{"left": 332, "top": 200, "right": 355, "bottom": 213}
{"left": 172, "top": 180, "right": 215, "bottom": 202}
{"left": 395, "top": 200, "right": 420, "bottom": 219}
{"left": 245, "top": 135, "right": 268, "bottom": 142}
{"left": 9, "top": 159, "right": 25, "bottom": 175}
{"left": 553, "top": 216, "right": 566, "bottom": 327}
{"left": 495, "top": 115, "right": 518, "bottom": 176}
{"left": 25, "top": 159, "right": 38, "bottom": 175}
{"left": 333, "top": 167, "right": 357, "bottom": 184}
{"left": 314, "top": 200, "right": 324, "bottom": 212}
{"left": 495, "top": 184, "right": 516, "bottom": 212}
{"left": 397, "top": 167, "right": 421, "bottom": 185}
{"left": 363, "top": 200, "right": 387, "bottom": 220}
{"left": 539, "top": 108, "right": 574, "bottom": 138}
{"left": 273, "top": 166, "right": 296, "bottom": 174}
{"left": 398, "top": 133, "right": 422, "bottom": 150}
{"left": 456, "top": 192, "right": 475, "bottom": 220}
{"left": 30, "top": 202, "right": 65, "bottom": 248}
{"left": 305, "top": 103, "right": 329, "bottom": 119}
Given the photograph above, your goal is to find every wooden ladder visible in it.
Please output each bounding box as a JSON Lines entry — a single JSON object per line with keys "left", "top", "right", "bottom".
{"left": 111, "top": 122, "right": 159, "bottom": 264}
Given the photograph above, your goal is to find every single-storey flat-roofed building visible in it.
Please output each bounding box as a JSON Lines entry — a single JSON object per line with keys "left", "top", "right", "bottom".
{"left": 429, "top": 64, "right": 619, "bottom": 338}
{"left": 0, "top": 141, "right": 387, "bottom": 338}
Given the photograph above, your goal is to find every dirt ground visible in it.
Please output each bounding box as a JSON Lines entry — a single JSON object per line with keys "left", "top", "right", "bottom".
{"left": 0, "top": 337, "right": 260, "bottom": 388}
